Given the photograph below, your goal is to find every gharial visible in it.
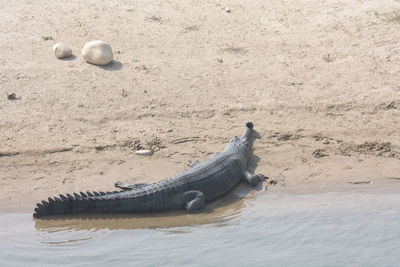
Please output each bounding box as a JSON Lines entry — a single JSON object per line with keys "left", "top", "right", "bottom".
{"left": 33, "top": 122, "right": 266, "bottom": 218}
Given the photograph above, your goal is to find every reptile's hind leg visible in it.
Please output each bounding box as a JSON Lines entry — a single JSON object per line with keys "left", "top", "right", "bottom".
{"left": 184, "top": 190, "right": 205, "bottom": 212}
{"left": 242, "top": 170, "right": 267, "bottom": 186}
{"left": 114, "top": 181, "right": 149, "bottom": 190}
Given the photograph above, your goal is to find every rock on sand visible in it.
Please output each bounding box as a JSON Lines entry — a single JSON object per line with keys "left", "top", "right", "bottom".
{"left": 135, "top": 150, "right": 153, "bottom": 156}
{"left": 53, "top": 43, "right": 72, "bottom": 58}
{"left": 82, "top": 40, "right": 113, "bottom": 65}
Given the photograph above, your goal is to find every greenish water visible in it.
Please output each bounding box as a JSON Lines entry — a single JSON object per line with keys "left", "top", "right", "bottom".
{"left": 1, "top": 184, "right": 400, "bottom": 266}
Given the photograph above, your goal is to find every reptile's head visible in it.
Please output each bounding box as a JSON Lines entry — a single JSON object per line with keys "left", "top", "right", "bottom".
{"left": 223, "top": 122, "right": 254, "bottom": 155}
{"left": 226, "top": 122, "right": 254, "bottom": 153}
{"left": 221, "top": 123, "right": 254, "bottom": 167}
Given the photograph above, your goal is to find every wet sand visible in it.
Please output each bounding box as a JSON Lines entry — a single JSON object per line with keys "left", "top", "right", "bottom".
{"left": 1, "top": 0, "right": 400, "bottom": 210}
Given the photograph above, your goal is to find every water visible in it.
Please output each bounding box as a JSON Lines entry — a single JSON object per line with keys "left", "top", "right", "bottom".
{"left": 1, "top": 184, "right": 400, "bottom": 267}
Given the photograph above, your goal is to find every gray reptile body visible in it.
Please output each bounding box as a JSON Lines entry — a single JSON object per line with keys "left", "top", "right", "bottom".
{"left": 33, "top": 122, "right": 265, "bottom": 218}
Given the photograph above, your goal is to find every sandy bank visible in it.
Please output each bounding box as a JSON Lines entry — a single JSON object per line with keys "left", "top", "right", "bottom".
{"left": 1, "top": 0, "right": 399, "bottom": 209}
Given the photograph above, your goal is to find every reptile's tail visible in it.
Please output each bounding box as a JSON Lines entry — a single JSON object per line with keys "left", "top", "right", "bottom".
{"left": 33, "top": 191, "right": 120, "bottom": 218}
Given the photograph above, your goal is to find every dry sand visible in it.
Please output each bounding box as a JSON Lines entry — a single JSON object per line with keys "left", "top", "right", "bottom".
{"left": 1, "top": 0, "right": 400, "bottom": 210}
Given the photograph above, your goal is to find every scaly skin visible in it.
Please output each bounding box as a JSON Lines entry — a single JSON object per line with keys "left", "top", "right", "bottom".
{"left": 33, "top": 122, "right": 265, "bottom": 218}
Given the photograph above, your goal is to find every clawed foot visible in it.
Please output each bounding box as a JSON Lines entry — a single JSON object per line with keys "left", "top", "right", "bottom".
{"left": 251, "top": 174, "right": 268, "bottom": 186}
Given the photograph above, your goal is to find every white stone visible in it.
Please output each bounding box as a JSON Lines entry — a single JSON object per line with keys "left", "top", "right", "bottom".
{"left": 53, "top": 43, "right": 72, "bottom": 58}
{"left": 81, "top": 40, "right": 113, "bottom": 65}
{"left": 135, "top": 149, "right": 153, "bottom": 156}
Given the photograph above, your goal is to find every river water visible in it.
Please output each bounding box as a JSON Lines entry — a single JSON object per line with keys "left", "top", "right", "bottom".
{"left": 1, "top": 183, "right": 399, "bottom": 267}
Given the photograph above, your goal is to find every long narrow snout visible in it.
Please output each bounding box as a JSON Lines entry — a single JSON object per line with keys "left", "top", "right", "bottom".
{"left": 240, "top": 122, "right": 254, "bottom": 140}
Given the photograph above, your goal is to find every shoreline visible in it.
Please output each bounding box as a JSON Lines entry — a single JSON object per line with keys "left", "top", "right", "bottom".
{"left": 2, "top": 178, "right": 399, "bottom": 215}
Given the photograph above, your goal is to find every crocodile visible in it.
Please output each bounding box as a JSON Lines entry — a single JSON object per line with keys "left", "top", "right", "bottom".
{"left": 33, "top": 122, "right": 265, "bottom": 218}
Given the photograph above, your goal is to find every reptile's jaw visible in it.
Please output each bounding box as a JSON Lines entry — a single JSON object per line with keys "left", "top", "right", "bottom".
{"left": 240, "top": 122, "right": 254, "bottom": 140}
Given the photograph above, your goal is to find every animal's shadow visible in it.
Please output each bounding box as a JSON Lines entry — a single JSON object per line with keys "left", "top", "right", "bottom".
{"left": 247, "top": 129, "right": 262, "bottom": 175}
{"left": 34, "top": 129, "right": 264, "bottom": 231}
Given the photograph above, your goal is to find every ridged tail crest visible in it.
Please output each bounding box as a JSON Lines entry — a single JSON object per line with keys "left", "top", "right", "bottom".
{"left": 33, "top": 191, "right": 120, "bottom": 218}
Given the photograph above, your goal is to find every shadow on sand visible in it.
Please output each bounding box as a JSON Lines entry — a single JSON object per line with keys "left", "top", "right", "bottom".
{"left": 59, "top": 55, "right": 77, "bottom": 61}
{"left": 98, "top": 60, "right": 123, "bottom": 71}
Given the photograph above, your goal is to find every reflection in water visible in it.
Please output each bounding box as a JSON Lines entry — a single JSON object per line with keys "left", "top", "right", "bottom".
{"left": 34, "top": 183, "right": 255, "bottom": 232}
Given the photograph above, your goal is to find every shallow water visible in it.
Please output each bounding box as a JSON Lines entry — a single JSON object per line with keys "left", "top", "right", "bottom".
{"left": 1, "top": 184, "right": 400, "bottom": 267}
